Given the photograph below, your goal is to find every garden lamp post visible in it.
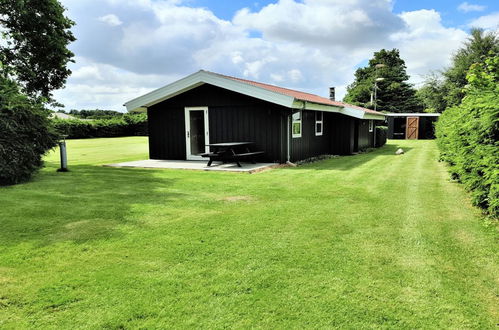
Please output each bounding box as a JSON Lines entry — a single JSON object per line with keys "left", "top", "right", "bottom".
{"left": 57, "top": 135, "right": 69, "bottom": 172}
{"left": 373, "top": 63, "right": 385, "bottom": 112}
{"left": 374, "top": 77, "right": 385, "bottom": 112}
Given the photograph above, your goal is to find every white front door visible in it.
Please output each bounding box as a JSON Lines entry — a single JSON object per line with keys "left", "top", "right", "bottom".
{"left": 185, "top": 107, "right": 209, "bottom": 160}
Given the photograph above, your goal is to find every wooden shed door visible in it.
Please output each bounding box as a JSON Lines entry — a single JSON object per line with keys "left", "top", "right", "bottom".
{"left": 406, "top": 117, "right": 419, "bottom": 139}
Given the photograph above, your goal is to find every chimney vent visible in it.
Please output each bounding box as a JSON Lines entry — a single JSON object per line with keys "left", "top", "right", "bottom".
{"left": 329, "top": 87, "right": 335, "bottom": 101}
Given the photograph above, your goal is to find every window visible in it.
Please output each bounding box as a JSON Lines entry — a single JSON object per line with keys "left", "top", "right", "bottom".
{"left": 369, "top": 120, "right": 374, "bottom": 132}
{"left": 292, "top": 110, "right": 302, "bottom": 138}
{"left": 315, "top": 111, "right": 323, "bottom": 136}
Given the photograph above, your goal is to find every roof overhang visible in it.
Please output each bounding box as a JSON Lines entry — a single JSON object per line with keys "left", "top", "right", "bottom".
{"left": 124, "top": 70, "right": 295, "bottom": 112}
{"left": 340, "top": 107, "right": 385, "bottom": 120}
{"left": 292, "top": 100, "right": 385, "bottom": 120}
{"left": 124, "top": 70, "right": 385, "bottom": 120}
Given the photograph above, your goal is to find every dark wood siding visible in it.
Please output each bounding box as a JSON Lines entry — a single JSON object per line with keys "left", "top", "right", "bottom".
{"left": 387, "top": 117, "right": 396, "bottom": 139}
{"left": 208, "top": 105, "right": 286, "bottom": 163}
{"left": 290, "top": 110, "right": 330, "bottom": 162}
{"left": 147, "top": 84, "right": 288, "bottom": 163}
{"left": 357, "top": 120, "right": 374, "bottom": 150}
{"left": 148, "top": 106, "right": 185, "bottom": 160}
{"left": 289, "top": 112, "right": 358, "bottom": 161}
{"left": 328, "top": 113, "right": 356, "bottom": 155}
{"left": 418, "top": 117, "right": 438, "bottom": 139}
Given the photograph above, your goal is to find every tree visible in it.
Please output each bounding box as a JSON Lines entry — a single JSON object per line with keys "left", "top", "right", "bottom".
{"left": 0, "top": 75, "right": 59, "bottom": 185}
{"left": 68, "top": 109, "right": 124, "bottom": 119}
{"left": 443, "top": 28, "right": 499, "bottom": 107}
{"left": 419, "top": 28, "right": 499, "bottom": 112}
{"left": 0, "top": 0, "right": 75, "bottom": 185}
{"left": 416, "top": 73, "right": 447, "bottom": 113}
{"left": 344, "top": 49, "right": 421, "bottom": 113}
{"left": 0, "top": 0, "right": 75, "bottom": 100}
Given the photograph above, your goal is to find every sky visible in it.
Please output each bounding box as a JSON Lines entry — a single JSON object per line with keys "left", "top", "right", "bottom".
{"left": 53, "top": 0, "right": 499, "bottom": 111}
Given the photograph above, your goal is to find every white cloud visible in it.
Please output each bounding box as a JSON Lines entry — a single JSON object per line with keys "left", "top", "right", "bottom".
{"left": 288, "top": 69, "right": 303, "bottom": 83}
{"left": 53, "top": 57, "right": 179, "bottom": 110}
{"left": 54, "top": 0, "right": 475, "bottom": 110}
{"left": 270, "top": 73, "right": 284, "bottom": 82}
{"left": 230, "top": 51, "right": 244, "bottom": 65}
{"left": 98, "top": 14, "right": 123, "bottom": 26}
{"left": 457, "top": 2, "right": 486, "bottom": 13}
{"left": 392, "top": 10, "right": 468, "bottom": 83}
{"left": 468, "top": 12, "right": 499, "bottom": 30}
{"left": 233, "top": 0, "right": 404, "bottom": 48}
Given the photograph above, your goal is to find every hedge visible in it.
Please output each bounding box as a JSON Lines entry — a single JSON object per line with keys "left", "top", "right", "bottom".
{"left": 375, "top": 126, "right": 387, "bottom": 148}
{"left": 0, "top": 76, "right": 59, "bottom": 185}
{"left": 435, "top": 54, "right": 498, "bottom": 218}
{"left": 53, "top": 113, "right": 147, "bottom": 139}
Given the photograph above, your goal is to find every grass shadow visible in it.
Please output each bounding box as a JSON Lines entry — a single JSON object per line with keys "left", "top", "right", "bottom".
{"left": 0, "top": 165, "right": 186, "bottom": 246}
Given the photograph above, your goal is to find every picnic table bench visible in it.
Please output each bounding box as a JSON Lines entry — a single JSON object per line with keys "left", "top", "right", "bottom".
{"left": 201, "top": 142, "right": 264, "bottom": 167}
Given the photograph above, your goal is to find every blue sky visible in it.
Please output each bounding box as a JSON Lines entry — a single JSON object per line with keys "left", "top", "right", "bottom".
{"left": 55, "top": 0, "right": 499, "bottom": 111}
{"left": 189, "top": 0, "right": 498, "bottom": 26}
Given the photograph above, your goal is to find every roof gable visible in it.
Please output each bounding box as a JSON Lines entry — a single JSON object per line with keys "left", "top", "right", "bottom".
{"left": 124, "top": 70, "right": 385, "bottom": 120}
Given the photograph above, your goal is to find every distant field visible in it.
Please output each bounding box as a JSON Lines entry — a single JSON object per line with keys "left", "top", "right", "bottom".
{"left": 0, "top": 137, "right": 497, "bottom": 328}
{"left": 45, "top": 136, "right": 149, "bottom": 165}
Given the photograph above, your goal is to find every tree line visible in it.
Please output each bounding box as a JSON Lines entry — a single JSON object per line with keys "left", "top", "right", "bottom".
{"left": 59, "top": 109, "right": 126, "bottom": 120}
{"left": 343, "top": 28, "right": 498, "bottom": 114}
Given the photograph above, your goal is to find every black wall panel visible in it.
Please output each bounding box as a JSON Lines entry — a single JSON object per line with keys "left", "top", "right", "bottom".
{"left": 290, "top": 110, "right": 330, "bottom": 162}
{"left": 357, "top": 120, "right": 374, "bottom": 150}
{"left": 148, "top": 84, "right": 287, "bottom": 163}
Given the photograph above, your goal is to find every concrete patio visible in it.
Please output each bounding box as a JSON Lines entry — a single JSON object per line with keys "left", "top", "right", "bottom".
{"left": 105, "top": 159, "right": 280, "bottom": 173}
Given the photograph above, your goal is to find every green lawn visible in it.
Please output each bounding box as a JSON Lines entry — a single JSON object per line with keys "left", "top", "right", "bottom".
{"left": 0, "top": 137, "right": 497, "bottom": 328}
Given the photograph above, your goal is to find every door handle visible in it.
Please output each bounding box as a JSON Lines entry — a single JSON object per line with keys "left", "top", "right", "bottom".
{"left": 187, "top": 131, "right": 190, "bottom": 138}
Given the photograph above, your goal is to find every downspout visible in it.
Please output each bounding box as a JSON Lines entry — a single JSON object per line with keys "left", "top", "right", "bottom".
{"left": 286, "top": 113, "right": 291, "bottom": 162}
{"left": 373, "top": 120, "right": 376, "bottom": 147}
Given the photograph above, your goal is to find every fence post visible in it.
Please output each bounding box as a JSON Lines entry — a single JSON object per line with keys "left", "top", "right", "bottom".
{"left": 57, "top": 136, "right": 69, "bottom": 172}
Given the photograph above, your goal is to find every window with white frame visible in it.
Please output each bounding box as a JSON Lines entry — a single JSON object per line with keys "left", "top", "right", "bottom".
{"left": 315, "top": 111, "right": 323, "bottom": 136}
{"left": 369, "top": 120, "right": 374, "bottom": 132}
{"left": 292, "top": 110, "right": 302, "bottom": 138}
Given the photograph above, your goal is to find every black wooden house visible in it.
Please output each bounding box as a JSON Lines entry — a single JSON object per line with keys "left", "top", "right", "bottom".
{"left": 125, "top": 70, "right": 386, "bottom": 163}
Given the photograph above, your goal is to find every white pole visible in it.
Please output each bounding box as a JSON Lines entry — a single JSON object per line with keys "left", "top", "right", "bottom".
{"left": 287, "top": 114, "right": 291, "bottom": 162}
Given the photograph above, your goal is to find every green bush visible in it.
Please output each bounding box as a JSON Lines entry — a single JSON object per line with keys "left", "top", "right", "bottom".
{"left": 0, "top": 76, "right": 59, "bottom": 185}
{"left": 123, "top": 113, "right": 148, "bottom": 136}
{"left": 375, "top": 126, "right": 387, "bottom": 147}
{"left": 53, "top": 113, "right": 147, "bottom": 139}
{"left": 436, "top": 54, "right": 498, "bottom": 217}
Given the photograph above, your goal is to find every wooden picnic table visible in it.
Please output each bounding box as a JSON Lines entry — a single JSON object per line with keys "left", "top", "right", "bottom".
{"left": 202, "top": 142, "right": 264, "bottom": 167}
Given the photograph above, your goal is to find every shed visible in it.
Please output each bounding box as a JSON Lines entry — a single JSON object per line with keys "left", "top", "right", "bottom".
{"left": 124, "top": 70, "right": 386, "bottom": 164}
{"left": 386, "top": 113, "right": 440, "bottom": 140}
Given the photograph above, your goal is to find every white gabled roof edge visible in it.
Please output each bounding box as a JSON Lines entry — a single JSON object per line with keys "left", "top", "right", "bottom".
{"left": 124, "top": 70, "right": 385, "bottom": 120}
{"left": 297, "top": 101, "right": 385, "bottom": 120}
{"left": 124, "top": 70, "right": 295, "bottom": 112}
